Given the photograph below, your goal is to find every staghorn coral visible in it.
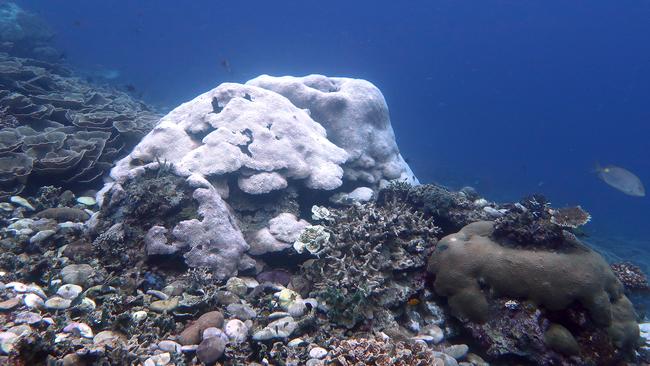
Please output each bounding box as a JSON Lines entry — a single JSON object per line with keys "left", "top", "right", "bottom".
{"left": 326, "top": 337, "right": 442, "bottom": 366}
{"left": 299, "top": 199, "right": 439, "bottom": 328}
{"left": 0, "top": 52, "right": 159, "bottom": 197}
{"left": 377, "top": 181, "right": 492, "bottom": 233}
{"left": 611, "top": 262, "right": 649, "bottom": 292}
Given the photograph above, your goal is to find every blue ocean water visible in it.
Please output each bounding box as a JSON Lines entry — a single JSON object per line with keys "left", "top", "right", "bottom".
{"left": 20, "top": 0, "right": 649, "bottom": 263}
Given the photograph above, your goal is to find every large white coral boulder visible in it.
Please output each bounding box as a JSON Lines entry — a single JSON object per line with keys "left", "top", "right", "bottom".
{"left": 111, "top": 82, "right": 348, "bottom": 193}
{"left": 247, "top": 74, "right": 418, "bottom": 185}
{"left": 102, "top": 74, "right": 417, "bottom": 275}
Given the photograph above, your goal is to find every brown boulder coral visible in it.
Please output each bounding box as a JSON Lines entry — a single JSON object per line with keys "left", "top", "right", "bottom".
{"left": 428, "top": 221, "right": 640, "bottom": 359}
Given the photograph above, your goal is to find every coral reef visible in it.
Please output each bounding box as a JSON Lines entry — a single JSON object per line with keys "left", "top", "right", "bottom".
{"left": 96, "top": 75, "right": 417, "bottom": 277}
{"left": 549, "top": 205, "right": 591, "bottom": 228}
{"left": 493, "top": 195, "right": 578, "bottom": 250}
{"left": 110, "top": 81, "right": 349, "bottom": 192}
{"left": 0, "top": 2, "right": 60, "bottom": 61}
{"left": 377, "top": 181, "right": 493, "bottom": 233}
{"left": 611, "top": 262, "right": 650, "bottom": 292}
{"left": 0, "top": 68, "right": 646, "bottom": 365}
{"left": 0, "top": 52, "right": 159, "bottom": 197}
{"left": 325, "top": 336, "right": 442, "bottom": 366}
{"left": 298, "top": 199, "right": 439, "bottom": 329}
{"left": 428, "top": 221, "right": 640, "bottom": 364}
{"left": 247, "top": 74, "right": 417, "bottom": 185}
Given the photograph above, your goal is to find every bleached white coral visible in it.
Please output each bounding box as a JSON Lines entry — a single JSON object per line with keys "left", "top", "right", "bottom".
{"left": 111, "top": 82, "right": 348, "bottom": 194}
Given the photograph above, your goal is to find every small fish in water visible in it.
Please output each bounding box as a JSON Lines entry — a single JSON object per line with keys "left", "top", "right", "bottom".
{"left": 221, "top": 59, "right": 232, "bottom": 73}
{"left": 596, "top": 164, "right": 645, "bottom": 197}
{"left": 407, "top": 298, "right": 420, "bottom": 306}
{"left": 125, "top": 84, "right": 136, "bottom": 92}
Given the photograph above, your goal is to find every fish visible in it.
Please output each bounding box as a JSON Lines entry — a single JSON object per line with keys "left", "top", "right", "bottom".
{"left": 407, "top": 298, "right": 420, "bottom": 306}
{"left": 596, "top": 164, "right": 645, "bottom": 197}
{"left": 221, "top": 59, "right": 232, "bottom": 73}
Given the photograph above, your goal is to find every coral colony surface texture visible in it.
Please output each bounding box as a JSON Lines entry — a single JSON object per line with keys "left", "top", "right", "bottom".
{"left": 0, "top": 73, "right": 647, "bottom": 366}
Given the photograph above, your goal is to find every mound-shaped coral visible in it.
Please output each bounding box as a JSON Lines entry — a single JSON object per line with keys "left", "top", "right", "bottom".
{"left": 0, "top": 52, "right": 159, "bottom": 197}
{"left": 428, "top": 221, "right": 640, "bottom": 363}
{"left": 97, "top": 75, "right": 416, "bottom": 277}
{"left": 247, "top": 74, "right": 417, "bottom": 185}
{"left": 111, "top": 76, "right": 417, "bottom": 191}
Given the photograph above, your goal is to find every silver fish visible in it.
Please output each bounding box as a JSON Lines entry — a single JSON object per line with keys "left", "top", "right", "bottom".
{"left": 596, "top": 165, "right": 645, "bottom": 197}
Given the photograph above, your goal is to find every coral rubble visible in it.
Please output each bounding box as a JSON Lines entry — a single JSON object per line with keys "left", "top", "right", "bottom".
{"left": 325, "top": 336, "right": 442, "bottom": 365}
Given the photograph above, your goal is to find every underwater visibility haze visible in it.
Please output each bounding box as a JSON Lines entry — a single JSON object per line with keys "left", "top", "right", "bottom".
{"left": 0, "top": 0, "right": 649, "bottom": 364}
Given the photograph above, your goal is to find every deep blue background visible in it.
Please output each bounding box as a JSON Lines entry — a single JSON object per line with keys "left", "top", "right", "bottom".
{"left": 19, "top": 1, "right": 650, "bottom": 260}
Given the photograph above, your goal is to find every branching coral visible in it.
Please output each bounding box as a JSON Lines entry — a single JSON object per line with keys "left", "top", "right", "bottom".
{"left": 298, "top": 199, "right": 439, "bottom": 328}
{"left": 611, "top": 262, "right": 649, "bottom": 291}
{"left": 377, "top": 181, "right": 491, "bottom": 233}
{"left": 493, "top": 195, "right": 569, "bottom": 250}
{"left": 90, "top": 168, "right": 197, "bottom": 269}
